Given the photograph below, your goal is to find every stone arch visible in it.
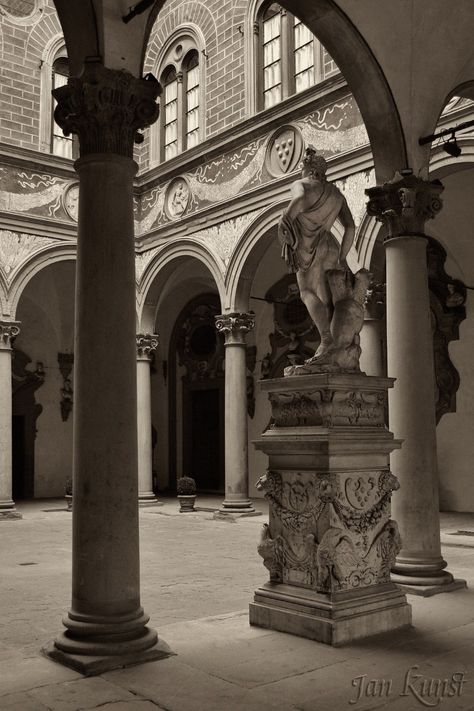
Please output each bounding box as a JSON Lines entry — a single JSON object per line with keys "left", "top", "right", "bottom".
{"left": 25, "top": 6, "right": 62, "bottom": 59}
{"left": 137, "top": 239, "right": 226, "bottom": 331}
{"left": 225, "top": 202, "right": 286, "bottom": 313}
{"left": 8, "top": 243, "right": 76, "bottom": 319}
{"left": 226, "top": 200, "right": 356, "bottom": 312}
{"left": 0, "top": 270, "right": 9, "bottom": 317}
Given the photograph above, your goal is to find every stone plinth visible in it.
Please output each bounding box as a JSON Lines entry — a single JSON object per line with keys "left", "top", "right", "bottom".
{"left": 249, "top": 373, "right": 411, "bottom": 645}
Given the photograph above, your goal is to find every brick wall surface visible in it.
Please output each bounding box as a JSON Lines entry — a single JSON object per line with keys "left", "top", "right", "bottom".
{"left": 0, "top": 0, "right": 254, "bottom": 165}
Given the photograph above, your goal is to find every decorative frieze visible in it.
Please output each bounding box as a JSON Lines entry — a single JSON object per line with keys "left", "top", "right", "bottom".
{"left": 266, "top": 374, "right": 387, "bottom": 428}
{"left": 53, "top": 61, "right": 161, "bottom": 158}
{"left": 136, "top": 333, "right": 159, "bottom": 361}
{"left": 366, "top": 172, "right": 444, "bottom": 239}
{"left": 215, "top": 312, "right": 255, "bottom": 346}
{"left": 0, "top": 321, "right": 20, "bottom": 350}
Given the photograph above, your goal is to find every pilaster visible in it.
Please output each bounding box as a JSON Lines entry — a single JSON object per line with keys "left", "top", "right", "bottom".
{"left": 0, "top": 321, "right": 22, "bottom": 520}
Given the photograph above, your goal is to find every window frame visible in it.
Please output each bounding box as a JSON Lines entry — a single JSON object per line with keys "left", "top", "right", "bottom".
{"left": 150, "top": 29, "right": 205, "bottom": 167}
{"left": 250, "top": 0, "right": 339, "bottom": 114}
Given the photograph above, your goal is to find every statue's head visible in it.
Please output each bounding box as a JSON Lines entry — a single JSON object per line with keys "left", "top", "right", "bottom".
{"left": 300, "top": 145, "right": 327, "bottom": 181}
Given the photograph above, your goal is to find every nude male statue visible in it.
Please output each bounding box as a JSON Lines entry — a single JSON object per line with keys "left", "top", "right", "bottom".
{"left": 278, "top": 146, "right": 356, "bottom": 363}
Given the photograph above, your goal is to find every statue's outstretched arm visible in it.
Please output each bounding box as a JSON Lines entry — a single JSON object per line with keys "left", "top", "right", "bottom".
{"left": 338, "top": 197, "right": 356, "bottom": 266}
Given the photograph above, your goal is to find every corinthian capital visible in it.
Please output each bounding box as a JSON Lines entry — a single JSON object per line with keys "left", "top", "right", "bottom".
{"left": 215, "top": 312, "right": 255, "bottom": 345}
{"left": 136, "top": 333, "right": 159, "bottom": 361}
{"left": 53, "top": 60, "right": 161, "bottom": 158}
{"left": 366, "top": 172, "right": 444, "bottom": 239}
{"left": 0, "top": 320, "right": 20, "bottom": 350}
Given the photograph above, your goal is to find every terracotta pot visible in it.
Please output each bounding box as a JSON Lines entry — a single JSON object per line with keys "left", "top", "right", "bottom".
{"left": 178, "top": 495, "right": 196, "bottom": 512}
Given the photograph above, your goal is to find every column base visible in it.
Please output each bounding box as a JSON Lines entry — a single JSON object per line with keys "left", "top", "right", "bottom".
{"left": 219, "top": 498, "right": 259, "bottom": 516}
{"left": 391, "top": 554, "right": 465, "bottom": 594}
{"left": 42, "top": 635, "right": 173, "bottom": 677}
{"left": 391, "top": 574, "right": 467, "bottom": 597}
{"left": 0, "top": 501, "right": 22, "bottom": 520}
{"left": 138, "top": 492, "right": 163, "bottom": 507}
{"left": 249, "top": 582, "right": 412, "bottom": 647}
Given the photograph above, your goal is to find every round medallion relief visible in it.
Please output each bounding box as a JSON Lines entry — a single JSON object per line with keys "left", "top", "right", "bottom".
{"left": 63, "top": 182, "right": 79, "bottom": 221}
{"left": 266, "top": 125, "right": 304, "bottom": 177}
{"left": 165, "top": 177, "right": 190, "bottom": 220}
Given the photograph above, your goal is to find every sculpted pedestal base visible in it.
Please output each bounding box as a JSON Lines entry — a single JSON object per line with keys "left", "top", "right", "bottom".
{"left": 250, "top": 373, "right": 411, "bottom": 645}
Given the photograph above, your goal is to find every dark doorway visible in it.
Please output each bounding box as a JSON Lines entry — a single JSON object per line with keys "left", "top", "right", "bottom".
{"left": 11, "top": 349, "right": 44, "bottom": 499}
{"left": 183, "top": 385, "right": 224, "bottom": 492}
{"left": 168, "top": 293, "right": 225, "bottom": 494}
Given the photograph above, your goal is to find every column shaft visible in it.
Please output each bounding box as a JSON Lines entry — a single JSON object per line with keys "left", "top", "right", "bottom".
{"left": 136, "top": 341, "right": 160, "bottom": 505}
{"left": 386, "top": 236, "right": 452, "bottom": 586}
{"left": 72, "top": 155, "right": 142, "bottom": 616}
{"left": 215, "top": 312, "right": 257, "bottom": 515}
{"left": 223, "top": 342, "right": 252, "bottom": 510}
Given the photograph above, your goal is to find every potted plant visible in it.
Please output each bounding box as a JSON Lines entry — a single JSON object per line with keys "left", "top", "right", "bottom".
{"left": 65, "top": 477, "right": 73, "bottom": 511}
{"left": 177, "top": 476, "right": 196, "bottom": 512}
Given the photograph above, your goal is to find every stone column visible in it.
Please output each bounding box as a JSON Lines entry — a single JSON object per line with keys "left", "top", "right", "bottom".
{"left": 366, "top": 173, "right": 465, "bottom": 595}
{"left": 44, "top": 61, "right": 171, "bottom": 674}
{"left": 0, "top": 321, "right": 21, "bottom": 520}
{"left": 215, "top": 312, "right": 258, "bottom": 516}
{"left": 136, "top": 333, "right": 161, "bottom": 506}
{"left": 359, "top": 283, "right": 385, "bottom": 377}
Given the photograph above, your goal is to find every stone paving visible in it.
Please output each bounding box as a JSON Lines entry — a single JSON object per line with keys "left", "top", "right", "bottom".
{"left": 0, "top": 498, "right": 474, "bottom": 710}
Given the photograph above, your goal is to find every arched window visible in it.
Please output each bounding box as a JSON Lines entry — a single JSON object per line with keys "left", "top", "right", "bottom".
{"left": 256, "top": 2, "right": 339, "bottom": 111}
{"left": 51, "top": 56, "right": 73, "bottom": 158}
{"left": 152, "top": 35, "right": 204, "bottom": 166}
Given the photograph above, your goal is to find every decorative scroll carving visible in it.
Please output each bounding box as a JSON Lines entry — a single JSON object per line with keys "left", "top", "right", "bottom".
{"left": 256, "top": 468, "right": 400, "bottom": 593}
{"left": 0, "top": 321, "right": 20, "bottom": 349}
{"left": 215, "top": 312, "right": 255, "bottom": 346}
{"left": 136, "top": 333, "right": 159, "bottom": 361}
{"left": 53, "top": 61, "right": 161, "bottom": 158}
{"left": 58, "top": 352, "right": 74, "bottom": 422}
{"left": 366, "top": 172, "right": 444, "bottom": 239}
{"left": 268, "top": 387, "right": 386, "bottom": 428}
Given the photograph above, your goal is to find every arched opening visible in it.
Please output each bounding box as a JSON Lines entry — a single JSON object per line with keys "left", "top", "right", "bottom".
{"left": 12, "top": 259, "right": 75, "bottom": 499}
{"left": 139, "top": 250, "right": 225, "bottom": 494}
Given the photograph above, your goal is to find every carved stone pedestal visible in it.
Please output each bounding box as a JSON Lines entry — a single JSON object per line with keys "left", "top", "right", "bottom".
{"left": 249, "top": 373, "right": 412, "bottom": 646}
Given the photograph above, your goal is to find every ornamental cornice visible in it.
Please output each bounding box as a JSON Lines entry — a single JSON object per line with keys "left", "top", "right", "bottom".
{"left": 53, "top": 61, "right": 161, "bottom": 158}
{"left": 366, "top": 172, "right": 444, "bottom": 239}
{"left": 136, "top": 333, "right": 159, "bottom": 360}
{"left": 215, "top": 312, "right": 255, "bottom": 345}
{"left": 0, "top": 321, "right": 20, "bottom": 350}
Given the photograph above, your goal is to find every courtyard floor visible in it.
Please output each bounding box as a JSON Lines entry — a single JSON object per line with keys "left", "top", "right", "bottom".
{"left": 1, "top": 498, "right": 474, "bottom": 711}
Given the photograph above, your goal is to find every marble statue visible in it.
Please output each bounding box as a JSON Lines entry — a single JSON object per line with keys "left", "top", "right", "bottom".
{"left": 278, "top": 145, "right": 370, "bottom": 373}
